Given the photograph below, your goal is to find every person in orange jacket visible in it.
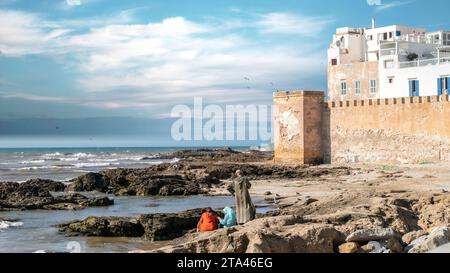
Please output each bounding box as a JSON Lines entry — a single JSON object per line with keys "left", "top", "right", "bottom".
{"left": 197, "top": 207, "right": 220, "bottom": 232}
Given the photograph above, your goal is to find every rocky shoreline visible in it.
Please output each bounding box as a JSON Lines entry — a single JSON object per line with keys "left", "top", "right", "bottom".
{"left": 1, "top": 148, "right": 349, "bottom": 210}
{"left": 1, "top": 148, "right": 449, "bottom": 253}
{"left": 143, "top": 189, "right": 450, "bottom": 254}
{"left": 0, "top": 148, "right": 271, "bottom": 210}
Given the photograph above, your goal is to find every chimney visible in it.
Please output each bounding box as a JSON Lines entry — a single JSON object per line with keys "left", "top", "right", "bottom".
{"left": 372, "top": 18, "right": 376, "bottom": 29}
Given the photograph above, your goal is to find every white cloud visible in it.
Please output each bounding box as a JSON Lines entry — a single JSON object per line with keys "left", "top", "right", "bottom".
{"left": 376, "top": 1, "right": 413, "bottom": 11}
{"left": 257, "top": 12, "right": 333, "bottom": 36}
{"left": 0, "top": 10, "right": 69, "bottom": 56}
{"left": 366, "top": 0, "right": 414, "bottom": 11}
{"left": 0, "top": 91, "right": 156, "bottom": 109}
{"left": 367, "top": 0, "right": 382, "bottom": 6}
{"left": 66, "top": 0, "right": 82, "bottom": 6}
{"left": 0, "top": 9, "right": 328, "bottom": 112}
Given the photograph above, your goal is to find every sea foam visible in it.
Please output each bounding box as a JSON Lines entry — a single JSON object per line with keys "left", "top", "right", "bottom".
{"left": 0, "top": 221, "right": 24, "bottom": 231}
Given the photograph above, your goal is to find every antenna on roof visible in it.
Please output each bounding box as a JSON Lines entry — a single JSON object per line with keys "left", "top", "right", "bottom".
{"left": 372, "top": 18, "right": 376, "bottom": 29}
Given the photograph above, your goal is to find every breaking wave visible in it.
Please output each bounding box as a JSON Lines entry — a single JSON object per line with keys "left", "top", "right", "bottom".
{"left": 73, "top": 162, "right": 120, "bottom": 168}
{"left": 0, "top": 221, "right": 24, "bottom": 231}
{"left": 20, "top": 160, "right": 45, "bottom": 164}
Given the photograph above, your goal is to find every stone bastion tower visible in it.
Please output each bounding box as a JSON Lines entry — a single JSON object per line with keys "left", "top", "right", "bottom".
{"left": 273, "top": 91, "right": 325, "bottom": 165}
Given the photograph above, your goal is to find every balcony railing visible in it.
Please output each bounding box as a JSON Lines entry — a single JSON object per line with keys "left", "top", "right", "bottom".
{"left": 397, "top": 57, "right": 450, "bottom": 69}
{"left": 380, "top": 48, "right": 396, "bottom": 56}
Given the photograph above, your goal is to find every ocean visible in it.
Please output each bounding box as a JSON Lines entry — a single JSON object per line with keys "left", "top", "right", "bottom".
{"left": 0, "top": 146, "right": 249, "bottom": 182}
{"left": 0, "top": 146, "right": 270, "bottom": 253}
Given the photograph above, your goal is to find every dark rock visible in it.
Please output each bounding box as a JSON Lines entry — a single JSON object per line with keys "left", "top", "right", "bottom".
{"left": 0, "top": 180, "right": 113, "bottom": 211}
{"left": 146, "top": 202, "right": 160, "bottom": 208}
{"left": 138, "top": 209, "right": 203, "bottom": 241}
{"left": 24, "top": 179, "right": 66, "bottom": 192}
{"left": 66, "top": 172, "right": 108, "bottom": 192}
{"left": 59, "top": 216, "right": 144, "bottom": 237}
{"left": 64, "top": 157, "right": 353, "bottom": 197}
{"left": 58, "top": 208, "right": 203, "bottom": 241}
{"left": 305, "top": 198, "right": 319, "bottom": 205}
{"left": 161, "top": 148, "right": 271, "bottom": 163}
{"left": 66, "top": 169, "right": 204, "bottom": 197}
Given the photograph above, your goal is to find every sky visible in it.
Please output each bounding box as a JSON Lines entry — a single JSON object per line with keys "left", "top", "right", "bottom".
{"left": 0, "top": 0, "right": 449, "bottom": 147}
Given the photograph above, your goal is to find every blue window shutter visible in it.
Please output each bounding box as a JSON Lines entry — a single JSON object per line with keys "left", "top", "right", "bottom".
{"left": 409, "top": 80, "right": 413, "bottom": 97}
{"left": 438, "top": 78, "right": 442, "bottom": 96}
{"left": 396, "top": 31, "right": 401, "bottom": 37}
{"left": 447, "top": 77, "right": 450, "bottom": 94}
{"left": 415, "top": 80, "right": 419, "bottom": 96}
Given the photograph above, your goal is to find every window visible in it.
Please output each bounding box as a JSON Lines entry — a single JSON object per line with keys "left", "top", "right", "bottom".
{"left": 367, "top": 35, "right": 373, "bottom": 41}
{"left": 438, "top": 77, "right": 449, "bottom": 95}
{"left": 409, "top": 79, "right": 419, "bottom": 96}
{"left": 355, "top": 81, "right": 361, "bottom": 95}
{"left": 370, "top": 80, "right": 377, "bottom": 93}
{"left": 389, "top": 32, "right": 393, "bottom": 39}
{"left": 396, "top": 31, "right": 401, "bottom": 37}
{"left": 383, "top": 33, "right": 388, "bottom": 40}
{"left": 340, "top": 81, "right": 347, "bottom": 95}
{"left": 388, "top": 77, "right": 394, "bottom": 84}
{"left": 384, "top": 60, "right": 394, "bottom": 69}
{"left": 331, "top": 59, "right": 337, "bottom": 66}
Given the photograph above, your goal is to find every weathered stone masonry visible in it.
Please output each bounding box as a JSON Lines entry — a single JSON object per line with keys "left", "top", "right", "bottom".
{"left": 273, "top": 91, "right": 324, "bottom": 164}
{"left": 274, "top": 90, "right": 450, "bottom": 164}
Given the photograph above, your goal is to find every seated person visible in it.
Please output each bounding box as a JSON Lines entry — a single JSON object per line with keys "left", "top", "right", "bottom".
{"left": 197, "top": 207, "right": 220, "bottom": 232}
{"left": 219, "top": 207, "right": 237, "bottom": 228}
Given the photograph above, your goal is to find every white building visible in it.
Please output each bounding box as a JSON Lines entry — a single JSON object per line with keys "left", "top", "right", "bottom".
{"left": 328, "top": 19, "right": 450, "bottom": 101}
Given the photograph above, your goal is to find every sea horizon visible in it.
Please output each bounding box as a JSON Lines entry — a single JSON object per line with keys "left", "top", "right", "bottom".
{"left": 0, "top": 146, "right": 267, "bottom": 182}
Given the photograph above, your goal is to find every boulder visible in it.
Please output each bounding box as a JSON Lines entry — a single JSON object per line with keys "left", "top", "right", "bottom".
{"left": 59, "top": 216, "right": 144, "bottom": 237}
{"left": 360, "top": 239, "right": 402, "bottom": 253}
{"left": 152, "top": 216, "right": 346, "bottom": 253}
{"left": 338, "top": 242, "right": 359, "bottom": 253}
{"left": 346, "top": 228, "right": 397, "bottom": 243}
{"left": 402, "top": 230, "right": 428, "bottom": 245}
{"left": 382, "top": 238, "right": 404, "bottom": 253}
{"left": 407, "top": 227, "right": 450, "bottom": 253}
{"left": 65, "top": 173, "right": 107, "bottom": 192}
{"left": 138, "top": 209, "right": 203, "bottom": 241}
{"left": 361, "top": 241, "right": 388, "bottom": 253}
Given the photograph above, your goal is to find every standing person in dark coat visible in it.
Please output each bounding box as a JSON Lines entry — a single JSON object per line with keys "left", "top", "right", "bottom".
{"left": 227, "top": 170, "right": 256, "bottom": 224}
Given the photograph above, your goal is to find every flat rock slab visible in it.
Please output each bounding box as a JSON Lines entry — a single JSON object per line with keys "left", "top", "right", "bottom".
{"left": 428, "top": 243, "right": 450, "bottom": 253}
{"left": 346, "top": 228, "right": 396, "bottom": 242}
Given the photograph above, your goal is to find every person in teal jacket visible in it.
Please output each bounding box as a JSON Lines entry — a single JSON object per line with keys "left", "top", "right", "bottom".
{"left": 219, "top": 207, "right": 237, "bottom": 228}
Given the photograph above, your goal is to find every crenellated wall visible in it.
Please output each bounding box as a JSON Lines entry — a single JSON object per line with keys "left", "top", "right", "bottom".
{"left": 274, "top": 91, "right": 450, "bottom": 164}
{"left": 323, "top": 94, "right": 450, "bottom": 163}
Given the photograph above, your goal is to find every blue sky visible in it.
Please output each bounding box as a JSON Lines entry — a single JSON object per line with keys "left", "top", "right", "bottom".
{"left": 0, "top": 0, "right": 449, "bottom": 147}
